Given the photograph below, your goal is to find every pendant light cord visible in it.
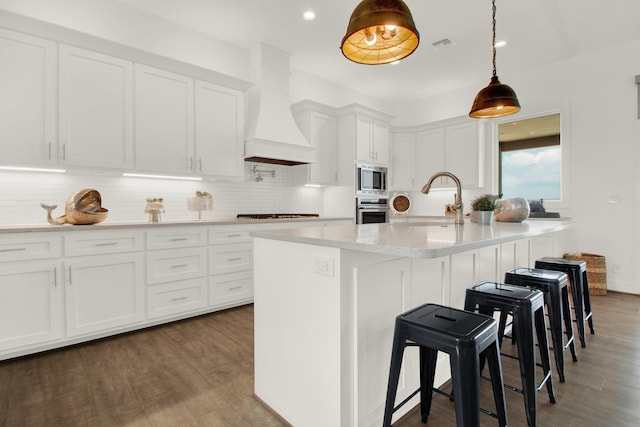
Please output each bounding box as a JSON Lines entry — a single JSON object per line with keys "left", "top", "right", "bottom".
{"left": 491, "top": 0, "right": 497, "bottom": 78}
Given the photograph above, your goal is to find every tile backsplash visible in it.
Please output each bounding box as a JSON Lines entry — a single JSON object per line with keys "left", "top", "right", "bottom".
{"left": 0, "top": 163, "right": 323, "bottom": 225}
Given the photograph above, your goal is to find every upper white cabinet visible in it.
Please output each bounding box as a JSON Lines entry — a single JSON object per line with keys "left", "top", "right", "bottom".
{"left": 135, "top": 64, "right": 194, "bottom": 174}
{"left": 195, "top": 81, "right": 244, "bottom": 178}
{"left": 395, "top": 118, "right": 483, "bottom": 190}
{"left": 0, "top": 29, "right": 56, "bottom": 166}
{"left": 292, "top": 100, "right": 338, "bottom": 185}
{"left": 356, "top": 115, "right": 390, "bottom": 166}
{"left": 59, "top": 45, "right": 134, "bottom": 169}
{"left": 389, "top": 132, "right": 416, "bottom": 190}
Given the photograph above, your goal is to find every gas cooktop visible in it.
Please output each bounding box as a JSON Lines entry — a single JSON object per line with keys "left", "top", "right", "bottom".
{"left": 236, "top": 213, "right": 320, "bottom": 219}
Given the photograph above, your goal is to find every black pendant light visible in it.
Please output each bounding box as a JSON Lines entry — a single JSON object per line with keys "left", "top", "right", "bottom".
{"left": 341, "top": 0, "right": 420, "bottom": 65}
{"left": 469, "top": 0, "right": 520, "bottom": 118}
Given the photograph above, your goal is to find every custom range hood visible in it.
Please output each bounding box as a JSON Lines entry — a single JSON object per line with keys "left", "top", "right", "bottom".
{"left": 245, "top": 43, "right": 316, "bottom": 166}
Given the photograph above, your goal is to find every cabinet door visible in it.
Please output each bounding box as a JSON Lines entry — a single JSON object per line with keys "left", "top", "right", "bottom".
{"left": 195, "top": 81, "right": 244, "bottom": 177}
{"left": 209, "top": 270, "right": 253, "bottom": 308}
{"left": 0, "top": 29, "right": 56, "bottom": 166}
{"left": 354, "top": 257, "right": 413, "bottom": 425}
{"left": 449, "top": 250, "right": 476, "bottom": 309}
{"left": 415, "top": 128, "right": 446, "bottom": 188}
{"left": 476, "top": 244, "right": 500, "bottom": 283}
{"left": 307, "top": 111, "right": 338, "bottom": 184}
{"left": 65, "top": 253, "right": 144, "bottom": 337}
{"left": 0, "top": 261, "right": 62, "bottom": 352}
{"left": 59, "top": 45, "right": 134, "bottom": 169}
{"left": 355, "top": 115, "right": 374, "bottom": 163}
{"left": 390, "top": 132, "right": 415, "bottom": 190}
{"left": 135, "top": 65, "right": 193, "bottom": 173}
{"left": 446, "top": 121, "right": 480, "bottom": 188}
{"left": 373, "top": 120, "right": 389, "bottom": 166}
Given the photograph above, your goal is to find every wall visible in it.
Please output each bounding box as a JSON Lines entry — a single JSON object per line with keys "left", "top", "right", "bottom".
{"left": 0, "top": 163, "right": 323, "bottom": 225}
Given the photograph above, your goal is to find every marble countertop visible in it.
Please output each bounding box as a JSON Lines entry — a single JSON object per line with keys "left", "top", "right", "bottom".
{"left": 0, "top": 217, "right": 352, "bottom": 234}
{"left": 251, "top": 219, "right": 575, "bottom": 258}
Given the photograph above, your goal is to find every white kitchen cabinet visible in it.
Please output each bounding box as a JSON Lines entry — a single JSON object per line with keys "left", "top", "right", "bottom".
{"left": 0, "top": 260, "right": 63, "bottom": 352}
{"left": 413, "top": 120, "right": 482, "bottom": 190}
{"left": 146, "top": 277, "right": 208, "bottom": 320}
{"left": 0, "top": 28, "right": 56, "bottom": 167}
{"left": 501, "top": 238, "right": 532, "bottom": 273}
{"left": 58, "top": 45, "right": 134, "bottom": 169}
{"left": 146, "top": 246, "right": 208, "bottom": 285}
{"left": 390, "top": 132, "right": 416, "bottom": 190}
{"left": 449, "top": 250, "right": 476, "bottom": 309}
{"left": 195, "top": 80, "right": 244, "bottom": 178}
{"left": 209, "top": 270, "right": 253, "bottom": 308}
{"left": 356, "top": 115, "right": 390, "bottom": 166}
{"left": 292, "top": 100, "right": 338, "bottom": 185}
{"left": 135, "top": 64, "right": 194, "bottom": 174}
{"left": 65, "top": 252, "right": 144, "bottom": 337}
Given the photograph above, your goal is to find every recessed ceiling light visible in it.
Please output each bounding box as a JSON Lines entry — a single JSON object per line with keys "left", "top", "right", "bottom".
{"left": 495, "top": 40, "right": 507, "bottom": 48}
{"left": 303, "top": 10, "right": 316, "bottom": 21}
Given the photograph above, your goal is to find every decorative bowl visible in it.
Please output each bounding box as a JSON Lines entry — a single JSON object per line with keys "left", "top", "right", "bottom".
{"left": 494, "top": 197, "right": 530, "bottom": 222}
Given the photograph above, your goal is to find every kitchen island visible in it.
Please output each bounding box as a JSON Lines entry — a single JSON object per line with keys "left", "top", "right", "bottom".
{"left": 251, "top": 219, "right": 574, "bottom": 427}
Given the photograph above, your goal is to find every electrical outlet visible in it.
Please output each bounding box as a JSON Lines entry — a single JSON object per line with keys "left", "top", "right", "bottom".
{"left": 313, "top": 256, "right": 334, "bottom": 277}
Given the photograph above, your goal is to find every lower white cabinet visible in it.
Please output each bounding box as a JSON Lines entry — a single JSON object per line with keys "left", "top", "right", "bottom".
{"left": 65, "top": 253, "right": 144, "bottom": 337}
{"left": 147, "top": 278, "right": 208, "bottom": 319}
{"left": 146, "top": 246, "right": 208, "bottom": 285}
{"left": 209, "top": 270, "right": 253, "bottom": 308}
{"left": 0, "top": 260, "right": 63, "bottom": 351}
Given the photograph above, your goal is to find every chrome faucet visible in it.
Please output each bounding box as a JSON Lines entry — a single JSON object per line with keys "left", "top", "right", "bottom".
{"left": 421, "top": 171, "right": 464, "bottom": 224}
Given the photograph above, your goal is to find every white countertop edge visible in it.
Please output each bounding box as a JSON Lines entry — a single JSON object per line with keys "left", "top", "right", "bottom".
{"left": 251, "top": 220, "right": 575, "bottom": 259}
{"left": 0, "top": 217, "right": 353, "bottom": 233}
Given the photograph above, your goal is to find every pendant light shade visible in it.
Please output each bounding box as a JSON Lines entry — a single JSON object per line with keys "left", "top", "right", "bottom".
{"left": 341, "top": 0, "right": 420, "bottom": 65}
{"left": 469, "top": 0, "right": 520, "bottom": 118}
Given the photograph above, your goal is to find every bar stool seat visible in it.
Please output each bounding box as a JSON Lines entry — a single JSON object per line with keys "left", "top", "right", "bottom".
{"left": 465, "top": 282, "right": 555, "bottom": 427}
{"left": 505, "top": 267, "right": 578, "bottom": 383}
{"left": 535, "top": 257, "right": 595, "bottom": 347}
{"left": 383, "top": 303, "right": 508, "bottom": 427}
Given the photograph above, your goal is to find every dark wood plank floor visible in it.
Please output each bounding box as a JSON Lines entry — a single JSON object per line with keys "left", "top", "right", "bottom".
{"left": 1, "top": 292, "right": 639, "bottom": 426}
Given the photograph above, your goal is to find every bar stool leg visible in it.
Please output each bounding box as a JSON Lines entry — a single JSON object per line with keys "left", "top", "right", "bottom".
{"left": 544, "top": 291, "right": 566, "bottom": 382}
{"left": 514, "top": 310, "right": 537, "bottom": 427}
{"left": 568, "top": 269, "right": 587, "bottom": 347}
{"left": 450, "top": 349, "right": 481, "bottom": 427}
{"left": 419, "top": 346, "right": 438, "bottom": 423}
{"left": 582, "top": 271, "right": 596, "bottom": 334}
{"left": 383, "top": 324, "right": 408, "bottom": 427}
{"left": 485, "top": 340, "right": 509, "bottom": 427}
{"left": 535, "top": 306, "right": 556, "bottom": 404}
{"left": 561, "top": 286, "right": 578, "bottom": 362}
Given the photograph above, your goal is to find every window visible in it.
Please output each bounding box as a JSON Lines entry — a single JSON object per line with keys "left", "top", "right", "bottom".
{"left": 498, "top": 114, "right": 561, "bottom": 201}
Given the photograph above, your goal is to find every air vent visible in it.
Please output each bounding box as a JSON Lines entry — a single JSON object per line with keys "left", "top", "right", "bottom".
{"left": 431, "top": 38, "right": 456, "bottom": 51}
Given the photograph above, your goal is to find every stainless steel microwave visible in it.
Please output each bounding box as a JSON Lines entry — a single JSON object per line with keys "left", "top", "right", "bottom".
{"left": 356, "top": 163, "right": 387, "bottom": 196}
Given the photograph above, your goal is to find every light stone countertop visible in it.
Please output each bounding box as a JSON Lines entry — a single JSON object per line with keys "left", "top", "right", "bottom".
{"left": 0, "top": 217, "right": 353, "bottom": 234}
{"left": 251, "top": 219, "right": 575, "bottom": 258}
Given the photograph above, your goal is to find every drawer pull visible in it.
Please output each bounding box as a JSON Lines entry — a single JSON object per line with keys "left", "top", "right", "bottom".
{"left": 171, "top": 264, "right": 188, "bottom": 269}
{"left": 95, "top": 242, "right": 118, "bottom": 247}
{"left": 227, "top": 234, "right": 242, "bottom": 238}
{"left": 228, "top": 286, "right": 242, "bottom": 291}
{"left": 171, "top": 296, "right": 189, "bottom": 302}
{"left": 227, "top": 257, "right": 242, "bottom": 262}
{"left": 170, "top": 238, "right": 189, "bottom": 242}
{"left": 0, "top": 247, "right": 27, "bottom": 252}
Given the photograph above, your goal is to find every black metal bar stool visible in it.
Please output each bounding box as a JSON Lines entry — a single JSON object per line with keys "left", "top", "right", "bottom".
{"left": 464, "top": 282, "right": 555, "bottom": 427}
{"left": 382, "top": 303, "right": 508, "bottom": 427}
{"left": 504, "top": 268, "right": 578, "bottom": 383}
{"left": 535, "top": 257, "right": 595, "bottom": 347}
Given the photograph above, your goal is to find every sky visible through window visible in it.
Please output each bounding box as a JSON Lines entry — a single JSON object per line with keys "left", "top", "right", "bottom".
{"left": 501, "top": 146, "right": 561, "bottom": 200}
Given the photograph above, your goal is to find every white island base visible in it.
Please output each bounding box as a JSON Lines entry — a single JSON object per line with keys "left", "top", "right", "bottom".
{"left": 252, "top": 220, "right": 574, "bottom": 427}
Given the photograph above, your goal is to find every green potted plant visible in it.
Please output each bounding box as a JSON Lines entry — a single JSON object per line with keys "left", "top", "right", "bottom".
{"left": 470, "top": 194, "right": 497, "bottom": 224}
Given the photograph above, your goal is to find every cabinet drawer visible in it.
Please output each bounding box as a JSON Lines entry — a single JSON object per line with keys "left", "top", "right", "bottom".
{"left": 0, "top": 233, "right": 61, "bottom": 262}
{"left": 209, "top": 243, "right": 252, "bottom": 275}
{"left": 209, "top": 271, "right": 252, "bottom": 307}
{"left": 146, "top": 278, "right": 208, "bottom": 319}
{"left": 146, "top": 247, "right": 207, "bottom": 285}
{"left": 65, "top": 231, "right": 143, "bottom": 256}
{"left": 146, "top": 227, "right": 207, "bottom": 250}
{"left": 209, "top": 227, "right": 252, "bottom": 245}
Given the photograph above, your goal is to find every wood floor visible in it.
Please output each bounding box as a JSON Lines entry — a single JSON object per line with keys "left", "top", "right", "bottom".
{"left": 1, "top": 291, "right": 639, "bottom": 426}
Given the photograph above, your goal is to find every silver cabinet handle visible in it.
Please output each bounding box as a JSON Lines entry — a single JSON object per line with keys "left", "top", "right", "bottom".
{"left": 54, "top": 267, "right": 57, "bottom": 287}
{"left": 228, "top": 286, "right": 242, "bottom": 291}
{"left": 227, "top": 234, "right": 241, "bottom": 238}
{"left": 170, "top": 238, "right": 189, "bottom": 242}
{"left": 63, "top": 143, "right": 66, "bottom": 160}
{"left": 170, "top": 264, "right": 188, "bottom": 269}
{"left": 48, "top": 142, "right": 52, "bottom": 160}
{"left": 0, "top": 247, "right": 26, "bottom": 252}
{"left": 198, "top": 157, "right": 202, "bottom": 171}
{"left": 68, "top": 266, "right": 72, "bottom": 285}
{"left": 95, "top": 242, "right": 118, "bottom": 247}
{"left": 189, "top": 157, "right": 194, "bottom": 169}
{"left": 227, "top": 257, "right": 242, "bottom": 262}
{"left": 171, "top": 296, "right": 189, "bottom": 302}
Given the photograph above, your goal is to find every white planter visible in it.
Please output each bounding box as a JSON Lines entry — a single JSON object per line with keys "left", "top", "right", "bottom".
{"left": 470, "top": 210, "right": 494, "bottom": 225}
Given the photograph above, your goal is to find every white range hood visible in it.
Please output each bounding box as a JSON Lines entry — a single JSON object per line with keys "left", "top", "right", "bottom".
{"left": 244, "top": 43, "right": 316, "bottom": 166}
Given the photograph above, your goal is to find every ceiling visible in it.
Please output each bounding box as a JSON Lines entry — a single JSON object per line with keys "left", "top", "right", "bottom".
{"left": 112, "top": 0, "right": 640, "bottom": 103}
